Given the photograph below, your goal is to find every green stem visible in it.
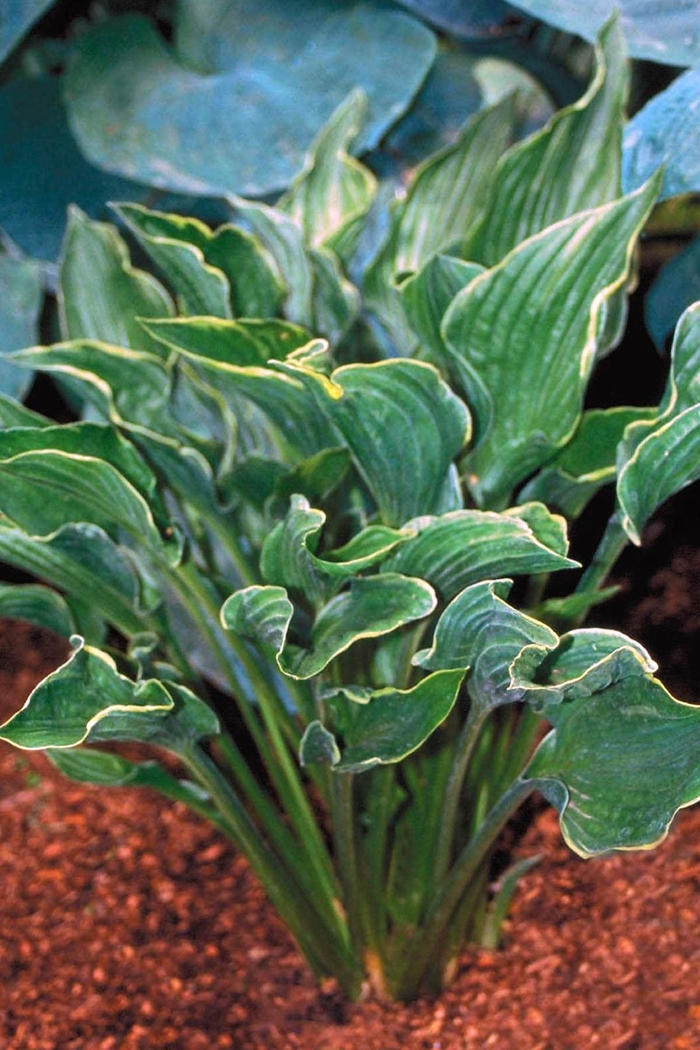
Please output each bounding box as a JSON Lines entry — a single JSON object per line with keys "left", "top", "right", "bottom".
{"left": 396, "top": 777, "right": 534, "bottom": 1000}
{"left": 170, "top": 556, "right": 343, "bottom": 920}
{"left": 574, "top": 512, "right": 628, "bottom": 604}
{"left": 430, "top": 706, "right": 485, "bottom": 894}
{"left": 182, "top": 743, "right": 360, "bottom": 994}
{"left": 332, "top": 774, "right": 365, "bottom": 959}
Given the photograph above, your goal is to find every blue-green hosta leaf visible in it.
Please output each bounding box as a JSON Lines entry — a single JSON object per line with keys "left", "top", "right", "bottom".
{"left": 0, "top": 424, "right": 177, "bottom": 560}
{"left": 400, "top": 256, "right": 485, "bottom": 369}
{"left": 0, "top": 639, "right": 219, "bottom": 753}
{"left": 142, "top": 316, "right": 311, "bottom": 367}
{"left": 0, "top": 522, "right": 152, "bottom": 637}
{"left": 295, "top": 359, "right": 471, "bottom": 527}
{"left": 300, "top": 669, "right": 465, "bottom": 773}
{"left": 114, "top": 204, "right": 285, "bottom": 319}
{"left": 113, "top": 205, "right": 232, "bottom": 317}
{"left": 0, "top": 255, "right": 43, "bottom": 400}
{"left": 385, "top": 504, "right": 576, "bottom": 601}
{"left": 618, "top": 302, "right": 700, "bottom": 543}
{"left": 143, "top": 321, "right": 334, "bottom": 461}
{"left": 520, "top": 406, "right": 657, "bottom": 517}
{"left": 59, "top": 207, "right": 174, "bottom": 351}
{"left": 526, "top": 674, "right": 700, "bottom": 858}
{"left": 221, "top": 574, "right": 436, "bottom": 680}
{"left": 0, "top": 392, "right": 50, "bottom": 429}
{"left": 260, "top": 494, "right": 412, "bottom": 606}
{"left": 511, "top": 627, "right": 657, "bottom": 709}
{"left": 443, "top": 177, "right": 659, "bottom": 508}
{"left": 46, "top": 749, "right": 221, "bottom": 824}
{"left": 14, "top": 341, "right": 175, "bottom": 436}
{"left": 414, "top": 580, "right": 557, "bottom": 718}
{"left": 0, "top": 76, "right": 147, "bottom": 262}
{"left": 645, "top": 235, "right": 700, "bottom": 351}
{"left": 465, "top": 16, "right": 627, "bottom": 265}
{"left": 279, "top": 91, "right": 377, "bottom": 265}
{"left": 0, "top": 0, "right": 56, "bottom": 64}
{"left": 0, "top": 583, "right": 74, "bottom": 638}
{"left": 508, "top": 0, "right": 700, "bottom": 66}
{"left": 309, "top": 247, "right": 361, "bottom": 345}
{"left": 392, "top": 0, "right": 517, "bottom": 36}
{"left": 364, "top": 97, "right": 515, "bottom": 350}
{"left": 66, "top": 9, "right": 435, "bottom": 198}
{"left": 623, "top": 64, "right": 700, "bottom": 203}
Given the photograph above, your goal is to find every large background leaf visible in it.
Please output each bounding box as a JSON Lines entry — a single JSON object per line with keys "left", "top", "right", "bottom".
{"left": 622, "top": 64, "right": 700, "bottom": 202}
{"left": 508, "top": 0, "right": 700, "bottom": 66}
{"left": 0, "top": 0, "right": 56, "bottom": 65}
{"left": 0, "top": 254, "right": 43, "bottom": 399}
{"left": 65, "top": 7, "right": 436, "bottom": 198}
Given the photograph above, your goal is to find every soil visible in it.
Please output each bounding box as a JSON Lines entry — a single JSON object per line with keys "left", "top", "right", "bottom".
{"left": 2, "top": 501, "right": 700, "bottom": 1049}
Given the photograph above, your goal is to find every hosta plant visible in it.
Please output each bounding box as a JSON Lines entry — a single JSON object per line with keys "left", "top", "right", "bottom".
{"left": 3, "top": 22, "right": 700, "bottom": 1001}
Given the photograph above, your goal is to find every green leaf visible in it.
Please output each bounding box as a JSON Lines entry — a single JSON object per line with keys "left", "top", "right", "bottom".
{"left": 465, "top": 16, "right": 627, "bottom": 264}
{"left": 385, "top": 504, "right": 576, "bottom": 601}
{"left": 66, "top": 9, "right": 435, "bottom": 197}
{"left": 520, "top": 406, "right": 656, "bottom": 517}
{"left": 114, "top": 204, "right": 285, "bottom": 319}
{"left": 618, "top": 302, "right": 700, "bottom": 543}
{"left": 0, "top": 0, "right": 57, "bottom": 64}
{"left": 526, "top": 673, "right": 700, "bottom": 857}
{"left": 508, "top": 0, "right": 700, "bottom": 66}
{"left": 301, "top": 669, "right": 465, "bottom": 773}
{"left": 0, "top": 522, "right": 152, "bottom": 637}
{"left": 364, "top": 97, "right": 515, "bottom": 349}
{"left": 221, "top": 574, "right": 437, "bottom": 680}
{"left": 0, "top": 392, "right": 51, "bottom": 429}
{"left": 59, "top": 207, "right": 174, "bottom": 350}
{"left": 623, "top": 64, "right": 700, "bottom": 202}
{"left": 295, "top": 359, "right": 471, "bottom": 527}
{"left": 0, "top": 424, "right": 176, "bottom": 559}
{"left": 309, "top": 247, "right": 361, "bottom": 344}
{"left": 0, "top": 255, "right": 44, "bottom": 400}
{"left": 0, "top": 583, "right": 74, "bottom": 637}
{"left": 443, "top": 176, "right": 659, "bottom": 508}
{"left": 113, "top": 205, "right": 233, "bottom": 317}
{"left": 143, "top": 320, "right": 335, "bottom": 460}
{"left": 512, "top": 627, "right": 657, "bottom": 709}
{"left": 0, "top": 638, "right": 171, "bottom": 749}
{"left": 261, "top": 494, "right": 412, "bottom": 606}
{"left": 400, "top": 255, "right": 485, "bottom": 369}
{"left": 0, "top": 639, "right": 219, "bottom": 754}
{"left": 46, "top": 748, "right": 221, "bottom": 822}
{"left": 414, "top": 579, "right": 558, "bottom": 717}
{"left": 279, "top": 91, "right": 377, "bottom": 265}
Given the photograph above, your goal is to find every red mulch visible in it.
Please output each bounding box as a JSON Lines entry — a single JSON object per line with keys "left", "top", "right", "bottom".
{"left": 1, "top": 613, "right": 700, "bottom": 1050}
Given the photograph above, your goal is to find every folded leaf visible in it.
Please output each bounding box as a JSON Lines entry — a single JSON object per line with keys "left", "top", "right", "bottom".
{"left": 414, "top": 579, "right": 557, "bottom": 719}
{"left": 618, "top": 301, "right": 700, "bottom": 543}
{"left": 222, "top": 574, "right": 436, "bottom": 680}
{"left": 261, "top": 494, "right": 412, "bottom": 605}
{"left": 511, "top": 627, "right": 657, "bottom": 709}
{"left": 385, "top": 504, "right": 576, "bottom": 601}
{"left": 443, "top": 176, "right": 659, "bottom": 508}
{"left": 526, "top": 673, "right": 700, "bottom": 857}
{"left": 400, "top": 255, "right": 484, "bottom": 369}
{"left": 59, "top": 206, "right": 174, "bottom": 350}
{"left": 295, "top": 358, "right": 471, "bottom": 527}
{"left": 300, "top": 669, "right": 465, "bottom": 773}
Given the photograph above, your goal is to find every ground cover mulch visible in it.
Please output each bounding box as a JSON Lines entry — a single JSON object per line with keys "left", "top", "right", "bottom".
{"left": 2, "top": 502, "right": 700, "bottom": 1050}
